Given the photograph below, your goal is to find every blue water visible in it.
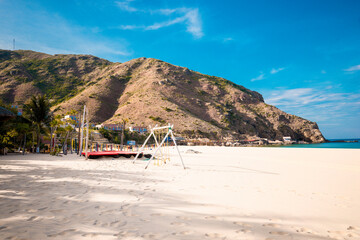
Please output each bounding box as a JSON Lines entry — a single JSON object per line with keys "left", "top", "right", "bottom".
{"left": 283, "top": 139, "right": 360, "bottom": 149}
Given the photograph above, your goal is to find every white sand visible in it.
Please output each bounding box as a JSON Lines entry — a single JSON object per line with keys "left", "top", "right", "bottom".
{"left": 0, "top": 146, "right": 359, "bottom": 240}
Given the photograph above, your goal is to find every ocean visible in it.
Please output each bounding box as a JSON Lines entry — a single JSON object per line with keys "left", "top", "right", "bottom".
{"left": 283, "top": 139, "right": 360, "bottom": 149}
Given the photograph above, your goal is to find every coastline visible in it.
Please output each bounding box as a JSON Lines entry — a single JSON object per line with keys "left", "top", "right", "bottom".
{"left": 0, "top": 146, "right": 359, "bottom": 239}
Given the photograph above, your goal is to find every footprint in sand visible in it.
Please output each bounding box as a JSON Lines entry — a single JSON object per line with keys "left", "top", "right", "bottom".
{"left": 27, "top": 216, "right": 38, "bottom": 221}
{"left": 236, "top": 229, "right": 252, "bottom": 234}
{"left": 150, "top": 213, "right": 164, "bottom": 217}
{"left": 0, "top": 226, "right": 7, "bottom": 231}
{"left": 48, "top": 229, "right": 77, "bottom": 237}
{"left": 38, "top": 207, "right": 47, "bottom": 211}
{"left": 100, "top": 209, "right": 116, "bottom": 215}
{"left": 94, "top": 205, "right": 105, "bottom": 209}
{"left": 347, "top": 226, "right": 357, "bottom": 230}
{"left": 347, "top": 233, "right": 359, "bottom": 238}
{"left": 233, "top": 222, "right": 251, "bottom": 227}
{"left": 269, "top": 231, "right": 289, "bottom": 236}
{"left": 72, "top": 213, "right": 85, "bottom": 217}
{"left": 172, "top": 231, "right": 193, "bottom": 236}
{"left": 205, "top": 233, "right": 223, "bottom": 238}
{"left": 295, "top": 227, "right": 315, "bottom": 234}
{"left": 327, "top": 230, "right": 353, "bottom": 239}
{"left": 50, "top": 209, "right": 63, "bottom": 214}
{"left": 141, "top": 233, "right": 158, "bottom": 239}
{"left": 114, "top": 230, "right": 137, "bottom": 237}
{"left": 170, "top": 222, "right": 187, "bottom": 227}
{"left": 110, "top": 220, "right": 127, "bottom": 227}
{"left": 176, "top": 216, "right": 191, "bottom": 220}
{"left": 269, "top": 218, "right": 282, "bottom": 222}
{"left": 5, "top": 236, "right": 18, "bottom": 240}
{"left": 27, "top": 209, "right": 38, "bottom": 213}
{"left": 82, "top": 233, "right": 98, "bottom": 237}
{"left": 205, "top": 216, "right": 218, "bottom": 220}
{"left": 121, "top": 203, "right": 131, "bottom": 209}
{"left": 123, "top": 211, "right": 139, "bottom": 217}
{"left": 263, "top": 223, "right": 280, "bottom": 228}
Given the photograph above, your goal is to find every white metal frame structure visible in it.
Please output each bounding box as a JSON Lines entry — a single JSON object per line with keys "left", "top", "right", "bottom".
{"left": 133, "top": 124, "right": 185, "bottom": 169}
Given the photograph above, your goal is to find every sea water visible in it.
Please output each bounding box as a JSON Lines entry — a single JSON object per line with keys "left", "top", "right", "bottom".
{"left": 283, "top": 139, "right": 360, "bottom": 149}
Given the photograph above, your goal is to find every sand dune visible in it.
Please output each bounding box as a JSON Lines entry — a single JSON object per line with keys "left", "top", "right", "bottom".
{"left": 0, "top": 146, "right": 359, "bottom": 239}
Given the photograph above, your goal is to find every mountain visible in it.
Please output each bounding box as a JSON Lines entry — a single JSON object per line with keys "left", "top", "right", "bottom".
{"left": 0, "top": 50, "right": 325, "bottom": 143}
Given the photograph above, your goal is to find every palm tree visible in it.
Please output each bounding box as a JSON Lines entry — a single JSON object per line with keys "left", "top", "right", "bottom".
{"left": 50, "top": 115, "right": 62, "bottom": 153}
{"left": 23, "top": 95, "right": 51, "bottom": 152}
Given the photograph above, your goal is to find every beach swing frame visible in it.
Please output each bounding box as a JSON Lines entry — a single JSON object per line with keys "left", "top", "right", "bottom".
{"left": 133, "top": 124, "right": 186, "bottom": 169}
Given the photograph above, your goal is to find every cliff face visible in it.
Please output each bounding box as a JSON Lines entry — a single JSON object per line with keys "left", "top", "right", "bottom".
{"left": 0, "top": 50, "right": 325, "bottom": 142}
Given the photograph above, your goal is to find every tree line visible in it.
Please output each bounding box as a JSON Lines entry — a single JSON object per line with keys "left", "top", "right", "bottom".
{"left": 1, "top": 95, "right": 151, "bottom": 155}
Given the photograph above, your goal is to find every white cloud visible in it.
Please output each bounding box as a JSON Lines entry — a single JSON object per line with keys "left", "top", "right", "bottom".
{"left": 264, "top": 88, "right": 360, "bottom": 123}
{"left": 250, "top": 73, "right": 265, "bottom": 82}
{"left": 344, "top": 64, "right": 360, "bottom": 72}
{"left": 118, "top": 25, "right": 143, "bottom": 30}
{"left": 146, "top": 16, "right": 186, "bottom": 30}
{"left": 0, "top": 8, "right": 130, "bottom": 59}
{"left": 115, "top": 2, "right": 204, "bottom": 39}
{"left": 183, "top": 8, "right": 203, "bottom": 38}
{"left": 156, "top": 9, "right": 178, "bottom": 15}
{"left": 270, "top": 67, "right": 285, "bottom": 74}
{"left": 115, "top": 0, "right": 138, "bottom": 12}
{"left": 146, "top": 8, "right": 203, "bottom": 39}
{"left": 223, "top": 37, "right": 234, "bottom": 42}
{"left": 250, "top": 67, "right": 285, "bottom": 82}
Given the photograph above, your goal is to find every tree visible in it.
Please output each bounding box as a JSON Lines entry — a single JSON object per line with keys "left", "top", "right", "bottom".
{"left": 120, "top": 118, "right": 129, "bottom": 149}
{"left": 50, "top": 115, "right": 62, "bottom": 153}
{"left": 0, "top": 103, "right": 32, "bottom": 154}
{"left": 23, "top": 95, "right": 51, "bottom": 152}
{"left": 66, "top": 110, "right": 78, "bottom": 154}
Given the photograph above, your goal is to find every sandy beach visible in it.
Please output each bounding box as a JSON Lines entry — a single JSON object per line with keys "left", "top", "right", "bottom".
{"left": 0, "top": 146, "right": 359, "bottom": 240}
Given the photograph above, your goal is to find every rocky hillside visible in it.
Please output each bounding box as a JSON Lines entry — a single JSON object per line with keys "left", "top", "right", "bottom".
{"left": 0, "top": 50, "right": 325, "bottom": 142}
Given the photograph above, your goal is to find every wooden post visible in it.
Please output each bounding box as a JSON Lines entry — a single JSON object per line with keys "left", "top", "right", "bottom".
{"left": 79, "top": 106, "right": 86, "bottom": 156}
{"left": 77, "top": 112, "right": 81, "bottom": 154}
{"left": 22, "top": 133, "right": 26, "bottom": 155}
{"left": 85, "top": 108, "right": 89, "bottom": 160}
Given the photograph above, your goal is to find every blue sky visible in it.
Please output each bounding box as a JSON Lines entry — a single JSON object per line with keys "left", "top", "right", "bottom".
{"left": 0, "top": 0, "right": 359, "bottom": 139}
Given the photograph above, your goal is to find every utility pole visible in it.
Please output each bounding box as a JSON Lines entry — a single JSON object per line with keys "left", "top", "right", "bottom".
{"left": 85, "top": 109, "right": 89, "bottom": 160}
{"left": 79, "top": 105, "right": 86, "bottom": 156}
{"left": 77, "top": 112, "right": 81, "bottom": 154}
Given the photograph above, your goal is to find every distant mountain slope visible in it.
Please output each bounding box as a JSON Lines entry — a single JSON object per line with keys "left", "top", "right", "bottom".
{"left": 0, "top": 50, "right": 110, "bottom": 105}
{"left": 0, "top": 50, "right": 325, "bottom": 142}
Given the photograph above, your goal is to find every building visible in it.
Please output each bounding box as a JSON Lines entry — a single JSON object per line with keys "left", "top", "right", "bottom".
{"left": 101, "top": 124, "right": 124, "bottom": 131}
{"left": 61, "top": 115, "right": 79, "bottom": 128}
{"left": 283, "top": 136, "right": 292, "bottom": 142}
{"left": 96, "top": 124, "right": 148, "bottom": 133}
{"left": 11, "top": 105, "right": 22, "bottom": 116}
{"left": 131, "top": 126, "right": 148, "bottom": 134}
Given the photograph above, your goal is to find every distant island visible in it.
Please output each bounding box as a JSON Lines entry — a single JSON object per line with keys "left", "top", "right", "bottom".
{"left": 327, "top": 139, "right": 358, "bottom": 143}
